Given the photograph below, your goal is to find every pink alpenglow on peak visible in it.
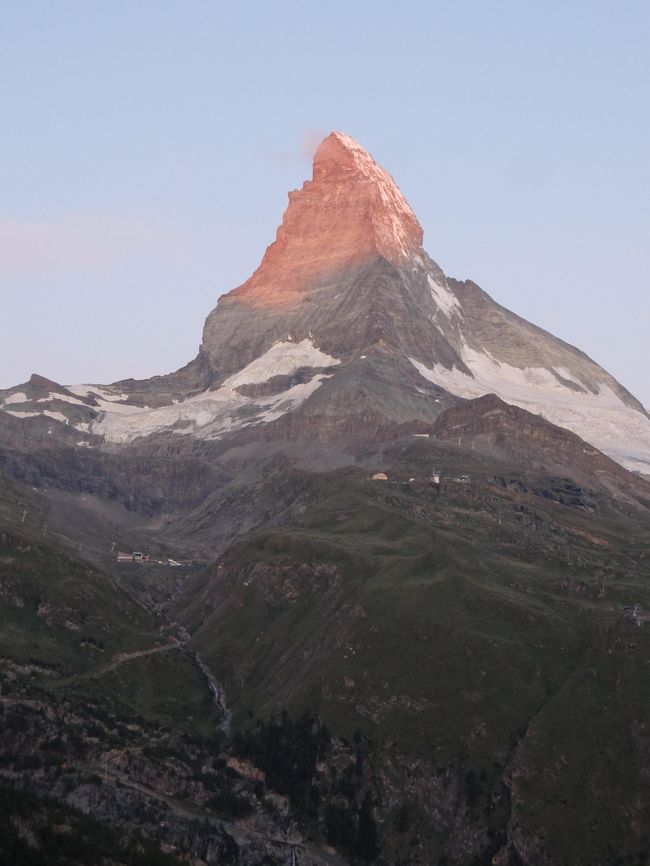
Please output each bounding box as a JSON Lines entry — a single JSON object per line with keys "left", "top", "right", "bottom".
{"left": 224, "top": 131, "right": 424, "bottom": 308}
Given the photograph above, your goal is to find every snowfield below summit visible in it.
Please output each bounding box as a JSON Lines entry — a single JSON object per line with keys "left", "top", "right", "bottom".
{"left": 222, "top": 339, "right": 340, "bottom": 388}
{"left": 411, "top": 348, "right": 650, "bottom": 475}
{"left": 79, "top": 340, "right": 340, "bottom": 444}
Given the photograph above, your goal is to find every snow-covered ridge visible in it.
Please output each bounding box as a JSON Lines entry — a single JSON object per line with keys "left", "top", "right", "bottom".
{"left": 82, "top": 339, "right": 339, "bottom": 444}
{"left": 0, "top": 340, "right": 340, "bottom": 444}
{"left": 411, "top": 348, "right": 650, "bottom": 475}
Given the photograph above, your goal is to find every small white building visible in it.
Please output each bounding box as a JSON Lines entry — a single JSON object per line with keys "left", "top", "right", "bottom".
{"left": 623, "top": 604, "right": 643, "bottom": 626}
{"left": 371, "top": 472, "right": 388, "bottom": 481}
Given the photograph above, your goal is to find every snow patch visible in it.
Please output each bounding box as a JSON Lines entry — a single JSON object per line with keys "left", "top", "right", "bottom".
{"left": 427, "top": 275, "right": 463, "bottom": 319}
{"left": 224, "top": 339, "right": 339, "bottom": 389}
{"left": 2, "top": 392, "right": 29, "bottom": 405}
{"left": 41, "top": 411, "right": 68, "bottom": 424}
{"left": 67, "top": 385, "right": 131, "bottom": 403}
{"left": 37, "top": 392, "right": 87, "bottom": 406}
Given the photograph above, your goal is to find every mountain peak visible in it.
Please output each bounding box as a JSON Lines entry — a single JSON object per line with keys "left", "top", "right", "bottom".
{"left": 313, "top": 131, "right": 390, "bottom": 178}
{"left": 222, "top": 131, "right": 423, "bottom": 308}
{"left": 313, "top": 131, "right": 422, "bottom": 251}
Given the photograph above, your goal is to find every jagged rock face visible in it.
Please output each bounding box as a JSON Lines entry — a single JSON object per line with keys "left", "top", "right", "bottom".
{"left": 219, "top": 131, "right": 423, "bottom": 310}
{"left": 1, "top": 130, "right": 650, "bottom": 474}
{"left": 430, "top": 393, "right": 648, "bottom": 502}
{"left": 201, "top": 254, "right": 465, "bottom": 382}
{"left": 197, "top": 132, "right": 650, "bottom": 474}
{"left": 200, "top": 132, "right": 458, "bottom": 378}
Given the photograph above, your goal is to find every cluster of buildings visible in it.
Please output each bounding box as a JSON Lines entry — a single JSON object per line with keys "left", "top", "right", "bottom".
{"left": 115, "top": 550, "right": 184, "bottom": 566}
{"left": 116, "top": 550, "right": 150, "bottom": 564}
{"left": 370, "top": 467, "right": 448, "bottom": 487}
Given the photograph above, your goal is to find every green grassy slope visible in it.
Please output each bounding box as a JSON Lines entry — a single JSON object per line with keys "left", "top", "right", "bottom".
{"left": 0, "top": 469, "right": 218, "bottom": 733}
{"left": 0, "top": 527, "right": 159, "bottom": 673}
{"left": 180, "top": 441, "right": 650, "bottom": 864}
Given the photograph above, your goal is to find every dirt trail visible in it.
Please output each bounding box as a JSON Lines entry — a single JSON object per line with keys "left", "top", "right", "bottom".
{"left": 96, "top": 642, "right": 181, "bottom": 675}
{"left": 60, "top": 641, "right": 183, "bottom": 683}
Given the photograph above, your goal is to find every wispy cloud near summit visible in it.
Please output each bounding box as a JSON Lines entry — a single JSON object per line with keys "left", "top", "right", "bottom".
{"left": 266, "top": 128, "right": 326, "bottom": 166}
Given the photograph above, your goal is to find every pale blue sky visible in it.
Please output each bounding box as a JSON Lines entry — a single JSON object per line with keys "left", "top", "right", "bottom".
{"left": 1, "top": 1, "right": 648, "bottom": 406}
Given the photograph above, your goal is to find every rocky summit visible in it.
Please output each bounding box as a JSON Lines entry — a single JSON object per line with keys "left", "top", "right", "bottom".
{"left": 1, "top": 133, "right": 650, "bottom": 866}
{"left": 218, "top": 131, "right": 424, "bottom": 308}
